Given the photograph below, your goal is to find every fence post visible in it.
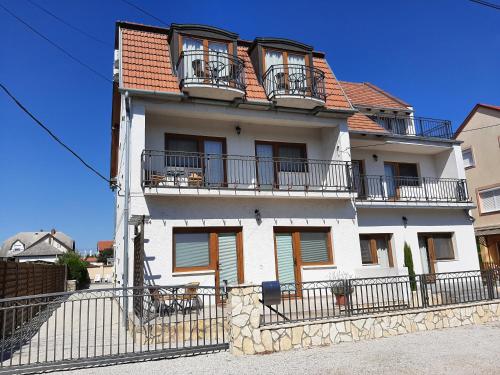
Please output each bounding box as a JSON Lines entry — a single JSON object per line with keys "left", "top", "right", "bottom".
{"left": 419, "top": 274, "right": 429, "bottom": 308}
{"left": 344, "top": 279, "right": 352, "bottom": 316}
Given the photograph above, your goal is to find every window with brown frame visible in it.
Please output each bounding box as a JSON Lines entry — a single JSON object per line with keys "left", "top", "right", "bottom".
{"left": 172, "top": 228, "right": 244, "bottom": 284}
{"left": 384, "top": 162, "right": 419, "bottom": 187}
{"left": 274, "top": 227, "right": 333, "bottom": 266}
{"left": 418, "top": 233, "right": 455, "bottom": 263}
{"left": 359, "top": 234, "right": 394, "bottom": 267}
{"left": 165, "top": 133, "right": 227, "bottom": 168}
{"left": 255, "top": 141, "right": 307, "bottom": 172}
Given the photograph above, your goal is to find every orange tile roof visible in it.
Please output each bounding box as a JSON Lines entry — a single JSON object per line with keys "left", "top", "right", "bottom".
{"left": 119, "top": 23, "right": 352, "bottom": 110}
{"left": 339, "top": 81, "right": 410, "bottom": 109}
{"left": 347, "top": 113, "right": 388, "bottom": 134}
{"left": 97, "top": 240, "right": 114, "bottom": 252}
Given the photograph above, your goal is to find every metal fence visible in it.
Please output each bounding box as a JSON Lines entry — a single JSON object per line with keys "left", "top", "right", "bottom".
{"left": 261, "top": 269, "right": 500, "bottom": 325}
{"left": 142, "top": 150, "right": 354, "bottom": 193}
{"left": 0, "top": 285, "right": 227, "bottom": 373}
{"left": 176, "top": 50, "right": 246, "bottom": 92}
{"left": 368, "top": 114, "right": 453, "bottom": 139}
{"left": 354, "top": 175, "right": 469, "bottom": 203}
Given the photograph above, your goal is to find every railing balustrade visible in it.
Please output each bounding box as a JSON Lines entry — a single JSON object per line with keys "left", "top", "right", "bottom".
{"left": 176, "top": 50, "right": 246, "bottom": 92}
{"left": 354, "top": 175, "right": 470, "bottom": 203}
{"left": 262, "top": 64, "right": 326, "bottom": 102}
{"left": 368, "top": 114, "right": 453, "bottom": 139}
{"left": 142, "top": 150, "right": 353, "bottom": 193}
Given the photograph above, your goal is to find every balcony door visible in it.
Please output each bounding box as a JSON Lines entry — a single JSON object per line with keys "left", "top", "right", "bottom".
{"left": 384, "top": 163, "right": 397, "bottom": 198}
{"left": 287, "top": 54, "right": 307, "bottom": 95}
{"left": 265, "top": 50, "right": 285, "bottom": 94}
{"left": 182, "top": 37, "right": 204, "bottom": 82}
{"left": 208, "top": 42, "right": 229, "bottom": 85}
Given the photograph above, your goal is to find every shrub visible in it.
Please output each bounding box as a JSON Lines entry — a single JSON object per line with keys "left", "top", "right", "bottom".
{"left": 404, "top": 242, "right": 417, "bottom": 291}
{"left": 58, "top": 251, "right": 90, "bottom": 288}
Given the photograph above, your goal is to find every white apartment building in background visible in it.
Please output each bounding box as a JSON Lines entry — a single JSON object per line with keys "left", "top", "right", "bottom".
{"left": 109, "top": 22, "right": 478, "bottom": 291}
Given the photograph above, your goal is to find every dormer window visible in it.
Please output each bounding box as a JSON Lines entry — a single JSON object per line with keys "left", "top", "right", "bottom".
{"left": 169, "top": 24, "right": 245, "bottom": 100}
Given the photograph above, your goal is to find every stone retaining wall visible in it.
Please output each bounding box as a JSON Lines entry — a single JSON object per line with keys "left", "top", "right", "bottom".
{"left": 227, "top": 285, "right": 500, "bottom": 355}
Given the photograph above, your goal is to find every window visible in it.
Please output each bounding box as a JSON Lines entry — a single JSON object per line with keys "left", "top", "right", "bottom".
{"left": 359, "top": 234, "right": 394, "bottom": 267}
{"left": 173, "top": 228, "right": 243, "bottom": 280}
{"left": 255, "top": 141, "right": 307, "bottom": 173}
{"left": 462, "top": 148, "right": 475, "bottom": 168}
{"left": 479, "top": 187, "right": 500, "bottom": 214}
{"left": 433, "top": 235, "right": 454, "bottom": 260}
{"left": 274, "top": 228, "right": 333, "bottom": 267}
{"left": 384, "top": 162, "right": 419, "bottom": 187}
{"left": 418, "top": 233, "right": 455, "bottom": 265}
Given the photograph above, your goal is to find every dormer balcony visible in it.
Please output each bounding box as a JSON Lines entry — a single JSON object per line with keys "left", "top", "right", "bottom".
{"left": 263, "top": 64, "right": 326, "bottom": 109}
{"left": 368, "top": 114, "right": 453, "bottom": 139}
{"left": 176, "top": 50, "right": 246, "bottom": 100}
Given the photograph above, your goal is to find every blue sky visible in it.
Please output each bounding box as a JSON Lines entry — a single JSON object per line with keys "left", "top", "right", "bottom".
{"left": 0, "top": 0, "right": 498, "bottom": 252}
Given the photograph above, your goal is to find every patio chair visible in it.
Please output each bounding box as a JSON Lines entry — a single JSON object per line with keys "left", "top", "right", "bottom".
{"left": 94, "top": 274, "right": 101, "bottom": 283}
{"left": 178, "top": 282, "right": 203, "bottom": 314}
{"left": 147, "top": 288, "right": 176, "bottom": 318}
{"left": 104, "top": 274, "right": 111, "bottom": 283}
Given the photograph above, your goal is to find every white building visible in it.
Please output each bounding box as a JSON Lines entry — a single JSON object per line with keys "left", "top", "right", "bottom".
{"left": 110, "top": 22, "right": 478, "bottom": 290}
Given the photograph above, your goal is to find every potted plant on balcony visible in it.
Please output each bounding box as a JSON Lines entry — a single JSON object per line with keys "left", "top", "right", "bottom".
{"left": 328, "top": 271, "right": 354, "bottom": 306}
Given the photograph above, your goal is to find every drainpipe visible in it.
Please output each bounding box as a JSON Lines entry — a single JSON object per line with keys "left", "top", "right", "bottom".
{"left": 122, "top": 91, "right": 132, "bottom": 326}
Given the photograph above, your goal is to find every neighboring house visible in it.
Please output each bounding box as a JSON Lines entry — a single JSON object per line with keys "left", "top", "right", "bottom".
{"left": 109, "top": 22, "right": 478, "bottom": 291}
{"left": 0, "top": 229, "right": 75, "bottom": 263}
{"left": 97, "top": 240, "right": 114, "bottom": 265}
{"left": 455, "top": 104, "right": 500, "bottom": 267}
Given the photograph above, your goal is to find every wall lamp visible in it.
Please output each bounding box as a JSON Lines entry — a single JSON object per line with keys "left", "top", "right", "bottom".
{"left": 254, "top": 209, "right": 262, "bottom": 224}
{"left": 372, "top": 154, "right": 378, "bottom": 162}
{"left": 235, "top": 125, "right": 241, "bottom": 135}
{"left": 402, "top": 216, "right": 408, "bottom": 228}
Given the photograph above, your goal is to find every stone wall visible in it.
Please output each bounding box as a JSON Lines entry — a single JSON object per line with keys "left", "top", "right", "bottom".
{"left": 227, "top": 285, "right": 500, "bottom": 355}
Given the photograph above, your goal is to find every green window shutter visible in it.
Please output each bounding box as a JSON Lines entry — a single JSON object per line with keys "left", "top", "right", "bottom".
{"left": 300, "top": 232, "right": 329, "bottom": 263}
{"left": 275, "top": 233, "right": 296, "bottom": 285}
{"left": 174, "top": 233, "right": 210, "bottom": 268}
{"left": 218, "top": 233, "right": 238, "bottom": 286}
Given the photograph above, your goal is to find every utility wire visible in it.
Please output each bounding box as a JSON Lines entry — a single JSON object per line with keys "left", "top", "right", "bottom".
{"left": 0, "top": 2, "right": 112, "bottom": 84}
{"left": 25, "top": 0, "right": 112, "bottom": 47}
{"left": 0, "top": 83, "right": 112, "bottom": 185}
{"left": 469, "top": 0, "right": 500, "bottom": 11}
{"left": 118, "top": 0, "right": 168, "bottom": 26}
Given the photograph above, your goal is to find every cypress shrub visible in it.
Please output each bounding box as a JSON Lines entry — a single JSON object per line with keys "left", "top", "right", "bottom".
{"left": 404, "top": 242, "right": 417, "bottom": 291}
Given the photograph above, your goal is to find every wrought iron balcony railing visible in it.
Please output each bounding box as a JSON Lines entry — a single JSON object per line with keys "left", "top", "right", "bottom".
{"left": 354, "top": 175, "right": 470, "bottom": 203}
{"left": 176, "top": 50, "right": 246, "bottom": 92}
{"left": 262, "top": 64, "right": 326, "bottom": 102}
{"left": 142, "top": 150, "right": 353, "bottom": 193}
{"left": 367, "top": 114, "right": 453, "bottom": 139}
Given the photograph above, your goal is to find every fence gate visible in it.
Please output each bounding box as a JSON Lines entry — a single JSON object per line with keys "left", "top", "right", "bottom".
{"left": 0, "top": 284, "right": 228, "bottom": 374}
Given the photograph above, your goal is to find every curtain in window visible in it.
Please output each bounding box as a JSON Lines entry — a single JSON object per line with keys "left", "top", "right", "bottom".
{"left": 278, "top": 145, "right": 304, "bottom": 172}
{"left": 275, "top": 233, "right": 296, "bottom": 289}
{"left": 287, "top": 54, "right": 307, "bottom": 94}
{"left": 208, "top": 42, "right": 229, "bottom": 83}
{"left": 418, "top": 237, "right": 430, "bottom": 274}
{"left": 300, "top": 232, "right": 328, "bottom": 263}
{"left": 182, "top": 38, "right": 204, "bottom": 80}
{"left": 166, "top": 138, "right": 200, "bottom": 168}
{"left": 462, "top": 150, "right": 474, "bottom": 168}
{"left": 218, "top": 233, "right": 238, "bottom": 287}
{"left": 433, "top": 236, "right": 454, "bottom": 260}
{"left": 256, "top": 144, "right": 274, "bottom": 189}
{"left": 204, "top": 140, "right": 224, "bottom": 186}
{"left": 376, "top": 237, "right": 390, "bottom": 267}
{"left": 174, "top": 233, "right": 210, "bottom": 268}
{"left": 360, "top": 238, "right": 372, "bottom": 264}
{"left": 265, "top": 51, "right": 285, "bottom": 93}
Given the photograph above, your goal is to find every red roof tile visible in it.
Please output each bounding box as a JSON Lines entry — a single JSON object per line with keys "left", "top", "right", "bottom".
{"left": 119, "top": 24, "right": 352, "bottom": 110}
{"left": 97, "top": 241, "right": 114, "bottom": 252}
{"left": 339, "top": 81, "right": 410, "bottom": 109}
{"left": 347, "top": 113, "right": 388, "bottom": 134}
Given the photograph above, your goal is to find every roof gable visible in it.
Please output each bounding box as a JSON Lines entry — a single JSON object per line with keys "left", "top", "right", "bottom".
{"left": 339, "top": 81, "right": 410, "bottom": 109}
{"left": 454, "top": 103, "right": 500, "bottom": 138}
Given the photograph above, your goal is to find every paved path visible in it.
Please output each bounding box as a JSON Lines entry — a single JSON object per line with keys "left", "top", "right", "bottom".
{"left": 55, "top": 321, "right": 500, "bottom": 375}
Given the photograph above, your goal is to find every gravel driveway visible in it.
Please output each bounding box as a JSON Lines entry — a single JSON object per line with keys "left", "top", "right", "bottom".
{"left": 55, "top": 321, "right": 500, "bottom": 375}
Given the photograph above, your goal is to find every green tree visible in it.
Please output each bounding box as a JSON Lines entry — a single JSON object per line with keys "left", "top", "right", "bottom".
{"left": 404, "top": 242, "right": 417, "bottom": 291}
{"left": 97, "top": 248, "right": 113, "bottom": 264}
{"left": 58, "top": 251, "right": 90, "bottom": 288}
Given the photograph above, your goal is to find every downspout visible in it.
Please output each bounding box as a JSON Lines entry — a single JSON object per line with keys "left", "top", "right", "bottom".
{"left": 122, "top": 91, "right": 131, "bottom": 325}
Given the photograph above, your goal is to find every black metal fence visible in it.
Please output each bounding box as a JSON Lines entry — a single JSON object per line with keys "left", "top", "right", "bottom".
{"left": 368, "top": 114, "right": 453, "bottom": 139}
{"left": 177, "top": 50, "right": 246, "bottom": 92}
{"left": 261, "top": 270, "right": 500, "bottom": 325}
{"left": 0, "top": 285, "right": 227, "bottom": 373}
{"left": 262, "top": 64, "right": 326, "bottom": 102}
{"left": 142, "top": 150, "right": 354, "bottom": 193}
{"left": 354, "top": 175, "right": 469, "bottom": 203}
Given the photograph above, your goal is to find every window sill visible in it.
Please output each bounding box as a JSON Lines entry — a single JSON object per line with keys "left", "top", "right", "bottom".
{"left": 172, "top": 269, "right": 215, "bottom": 277}
{"left": 302, "top": 264, "right": 336, "bottom": 270}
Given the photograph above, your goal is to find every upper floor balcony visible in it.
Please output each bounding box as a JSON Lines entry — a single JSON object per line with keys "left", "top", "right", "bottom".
{"left": 141, "top": 150, "right": 353, "bottom": 198}
{"left": 263, "top": 64, "right": 326, "bottom": 109}
{"left": 354, "top": 175, "right": 471, "bottom": 206}
{"left": 367, "top": 114, "right": 453, "bottom": 140}
{"left": 176, "top": 50, "right": 246, "bottom": 101}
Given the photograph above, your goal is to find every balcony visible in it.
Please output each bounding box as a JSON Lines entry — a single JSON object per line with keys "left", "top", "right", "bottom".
{"left": 367, "top": 114, "right": 453, "bottom": 140}
{"left": 354, "top": 175, "right": 471, "bottom": 205}
{"left": 263, "top": 64, "right": 326, "bottom": 109}
{"left": 142, "top": 150, "right": 353, "bottom": 198}
{"left": 176, "top": 50, "right": 246, "bottom": 100}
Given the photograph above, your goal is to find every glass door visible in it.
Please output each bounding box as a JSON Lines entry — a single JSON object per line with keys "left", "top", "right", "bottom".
{"left": 265, "top": 50, "right": 285, "bottom": 94}
{"left": 287, "top": 54, "right": 307, "bottom": 95}
{"left": 208, "top": 42, "right": 229, "bottom": 85}
{"left": 256, "top": 143, "right": 275, "bottom": 189}
{"left": 275, "top": 233, "right": 298, "bottom": 293}
{"left": 217, "top": 233, "right": 240, "bottom": 287}
{"left": 182, "top": 37, "right": 204, "bottom": 82}
{"left": 204, "top": 140, "right": 224, "bottom": 187}
{"left": 384, "top": 163, "right": 397, "bottom": 199}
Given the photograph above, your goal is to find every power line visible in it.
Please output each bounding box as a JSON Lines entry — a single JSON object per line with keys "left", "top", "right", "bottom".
{"left": 0, "top": 83, "right": 112, "bottom": 185}
{"left": 0, "top": 2, "right": 112, "bottom": 84}
{"left": 26, "top": 0, "right": 112, "bottom": 47}
{"left": 118, "top": 0, "right": 168, "bottom": 26}
{"left": 469, "top": 0, "right": 500, "bottom": 11}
